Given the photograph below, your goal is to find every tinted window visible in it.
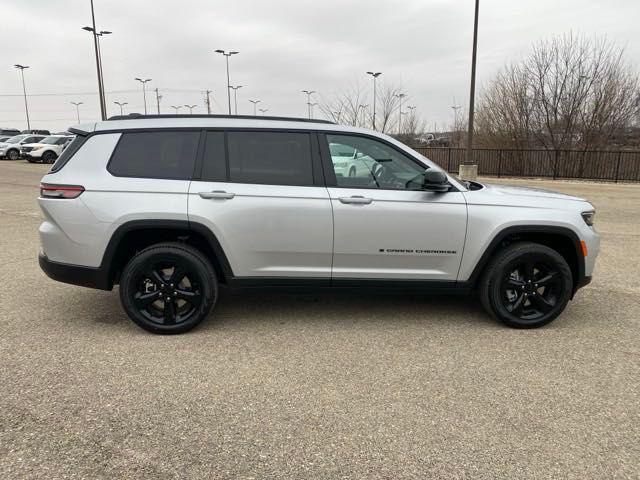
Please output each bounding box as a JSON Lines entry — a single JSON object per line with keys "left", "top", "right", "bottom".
{"left": 327, "top": 134, "right": 425, "bottom": 190}
{"left": 50, "top": 135, "right": 87, "bottom": 173}
{"left": 227, "top": 131, "right": 313, "bottom": 186}
{"left": 201, "top": 131, "right": 226, "bottom": 181}
{"left": 109, "top": 131, "right": 199, "bottom": 179}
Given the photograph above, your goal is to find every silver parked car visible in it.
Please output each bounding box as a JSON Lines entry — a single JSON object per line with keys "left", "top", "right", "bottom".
{"left": 38, "top": 114, "right": 600, "bottom": 334}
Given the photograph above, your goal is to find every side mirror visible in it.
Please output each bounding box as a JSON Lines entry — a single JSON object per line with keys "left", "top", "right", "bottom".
{"left": 423, "top": 169, "right": 450, "bottom": 192}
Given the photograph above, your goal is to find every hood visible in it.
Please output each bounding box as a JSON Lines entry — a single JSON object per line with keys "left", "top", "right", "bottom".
{"left": 482, "top": 183, "right": 586, "bottom": 202}
{"left": 21, "top": 142, "right": 44, "bottom": 148}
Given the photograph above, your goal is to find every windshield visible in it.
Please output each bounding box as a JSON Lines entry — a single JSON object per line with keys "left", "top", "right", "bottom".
{"left": 40, "top": 136, "right": 63, "bottom": 145}
{"left": 6, "top": 135, "right": 28, "bottom": 144}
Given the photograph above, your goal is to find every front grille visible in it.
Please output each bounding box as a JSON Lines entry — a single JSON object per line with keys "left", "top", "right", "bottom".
{"left": 22, "top": 146, "right": 33, "bottom": 152}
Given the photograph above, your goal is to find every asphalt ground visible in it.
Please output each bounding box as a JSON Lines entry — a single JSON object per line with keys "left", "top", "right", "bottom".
{"left": 1, "top": 160, "right": 638, "bottom": 479}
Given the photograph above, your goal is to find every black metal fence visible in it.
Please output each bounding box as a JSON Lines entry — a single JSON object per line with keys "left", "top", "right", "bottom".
{"left": 411, "top": 147, "right": 640, "bottom": 182}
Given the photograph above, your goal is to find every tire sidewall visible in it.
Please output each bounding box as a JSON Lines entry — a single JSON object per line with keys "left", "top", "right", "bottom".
{"left": 119, "top": 245, "right": 217, "bottom": 334}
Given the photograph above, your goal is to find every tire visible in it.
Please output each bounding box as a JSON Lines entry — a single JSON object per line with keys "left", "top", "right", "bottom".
{"left": 42, "top": 151, "right": 57, "bottom": 164}
{"left": 6, "top": 149, "right": 19, "bottom": 161}
{"left": 119, "top": 242, "right": 218, "bottom": 334}
{"left": 479, "top": 242, "right": 573, "bottom": 328}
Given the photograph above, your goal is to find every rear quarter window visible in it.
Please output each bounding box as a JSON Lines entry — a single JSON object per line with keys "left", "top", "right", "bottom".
{"left": 108, "top": 131, "right": 200, "bottom": 180}
{"left": 49, "top": 135, "right": 89, "bottom": 173}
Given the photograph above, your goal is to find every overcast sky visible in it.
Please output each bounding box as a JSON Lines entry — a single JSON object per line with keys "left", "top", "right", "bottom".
{"left": 1, "top": 0, "right": 639, "bottom": 132}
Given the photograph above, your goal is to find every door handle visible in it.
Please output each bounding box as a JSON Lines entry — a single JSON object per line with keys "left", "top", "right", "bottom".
{"left": 338, "top": 195, "right": 373, "bottom": 205}
{"left": 198, "top": 190, "right": 235, "bottom": 200}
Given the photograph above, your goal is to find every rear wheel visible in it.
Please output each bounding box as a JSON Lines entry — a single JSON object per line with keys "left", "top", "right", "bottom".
{"left": 119, "top": 242, "right": 217, "bottom": 334}
{"left": 6, "top": 149, "right": 19, "bottom": 160}
{"left": 42, "top": 151, "right": 57, "bottom": 164}
{"left": 479, "top": 242, "right": 573, "bottom": 328}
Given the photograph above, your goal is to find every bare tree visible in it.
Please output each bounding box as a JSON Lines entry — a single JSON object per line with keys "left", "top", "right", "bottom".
{"left": 476, "top": 33, "right": 640, "bottom": 150}
{"left": 319, "top": 81, "right": 407, "bottom": 133}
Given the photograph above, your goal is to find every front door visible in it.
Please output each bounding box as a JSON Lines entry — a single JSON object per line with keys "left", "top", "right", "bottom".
{"left": 321, "top": 133, "right": 467, "bottom": 281}
{"left": 188, "top": 130, "right": 333, "bottom": 280}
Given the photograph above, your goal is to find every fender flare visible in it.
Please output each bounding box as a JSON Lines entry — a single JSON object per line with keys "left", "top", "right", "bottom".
{"left": 463, "top": 225, "right": 585, "bottom": 289}
{"left": 100, "top": 219, "right": 234, "bottom": 287}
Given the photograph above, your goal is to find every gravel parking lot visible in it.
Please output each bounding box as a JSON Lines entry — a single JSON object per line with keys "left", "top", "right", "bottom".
{"left": 1, "top": 161, "right": 638, "bottom": 479}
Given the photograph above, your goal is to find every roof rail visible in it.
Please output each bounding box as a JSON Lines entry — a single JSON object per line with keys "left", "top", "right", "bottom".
{"left": 106, "top": 113, "right": 335, "bottom": 125}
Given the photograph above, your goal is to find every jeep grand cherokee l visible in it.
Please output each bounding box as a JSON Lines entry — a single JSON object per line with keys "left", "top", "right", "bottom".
{"left": 38, "top": 114, "right": 599, "bottom": 334}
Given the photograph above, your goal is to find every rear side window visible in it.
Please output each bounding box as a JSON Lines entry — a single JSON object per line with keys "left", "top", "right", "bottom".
{"left": 227, "top": 131, "right": 313, "bottom": 186}
{"left": 49, "top": 135, "right": 88, "bottom": 173}
{"left": 109, "top": 131, "right": 199, "bottom": 180}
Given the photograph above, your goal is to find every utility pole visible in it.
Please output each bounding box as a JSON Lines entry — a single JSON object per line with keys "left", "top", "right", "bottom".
{"left": 215, "top": 50, "right": 239, "bottom": 115}
{"left": 249, "top": 99, "right": 261, "bottom": 115}
{"left": 86, "top": 0, "right": 105, "bottom": 120}
{"left": 204, "top": 90, "right": 212, "bottom": 114}
{"left": 14, "top": 64, "right": 31, "bottom": 130}
{"left": 154, "top": 88, "right": 162, "bottom": 114}
{"left": 70, "top": 101, "right": 83, "bottom": 123}
{"left": 366, "top": 71, "right": 382, "bottom": 130}
{"left": 301, "top": 90, "right": 315, "bottom": 119}
{"left": 462, "top": 0, "right": 480, "bottom": 180}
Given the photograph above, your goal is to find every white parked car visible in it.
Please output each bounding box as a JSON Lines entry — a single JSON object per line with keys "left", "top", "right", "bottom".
{"left": 22, "top": 135, "right": 74, "bottom": 164}
{"left": 0, "top": 134, "right": 47, "bottom": 160}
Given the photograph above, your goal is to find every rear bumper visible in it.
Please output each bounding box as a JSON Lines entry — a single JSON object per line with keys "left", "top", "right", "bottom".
{"left": 39, "top": 252, "right": 111, "bottom": 290}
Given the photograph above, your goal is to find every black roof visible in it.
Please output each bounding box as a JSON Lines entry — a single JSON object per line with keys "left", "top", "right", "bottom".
{"left": 106, "top": 113, "right": 335, "bottom": 125}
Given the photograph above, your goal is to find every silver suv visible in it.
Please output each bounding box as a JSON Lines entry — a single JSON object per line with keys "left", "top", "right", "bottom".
{"left": 38, "top": 115, "right": 600, "bottom": 334}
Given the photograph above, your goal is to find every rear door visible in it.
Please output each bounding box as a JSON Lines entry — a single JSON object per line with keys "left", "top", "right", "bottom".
{"left": 188, "top": 129, "right": 333, "bottom": 280}
{"left": 320, "top": 133, "right": 467, "bottom": 281}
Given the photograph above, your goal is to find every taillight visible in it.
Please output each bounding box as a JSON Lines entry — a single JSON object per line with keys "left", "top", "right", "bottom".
{"left": 40, "top": 183, "right": 85, "bottom": 199}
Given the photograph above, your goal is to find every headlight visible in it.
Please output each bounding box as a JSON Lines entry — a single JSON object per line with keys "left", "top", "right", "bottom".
{"left": 581, "top": 211, "right": 595, "bottom": 227}
{"left": 32, "top": 146, "right": 43, "bottom": 151}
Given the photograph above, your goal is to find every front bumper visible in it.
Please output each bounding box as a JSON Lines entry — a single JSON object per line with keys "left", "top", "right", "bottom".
{"left": 39, "top": 252, "right": 111, "bottom": 290}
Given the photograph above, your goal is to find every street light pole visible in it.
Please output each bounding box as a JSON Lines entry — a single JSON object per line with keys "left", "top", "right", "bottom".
{"left": 184, "top": 104, "right": 197, "bottom": 114}
{"left": 230, "top": 85, "right": 243, "bottom": 115}
{"left": 114, "top": 101, "right": 128, "bottom": 115}
{"left": 301, "top": 90, "right": 316, "bottom": 119}
{"left": 307, "top": 102, "right": 318, "bottom": 119}
{"left": 171, "top": 105, "right": 182, "bottom": 114}
{"left": 70, "top": 101, "right": 83, "bottom": 123}
{"left": 394, "top": 93, "right": 407, "bottom": 134}
{"left": 259, "top": 108, "right": 268, "bottom": 115}
{"left": 463, "top": 0, "right": 480, "bottom": 179}
{"left": 13, "top": 64, "right": 30, "bottom": 130}
{"left": 215, "top": 50, "right": 239, "bottom": 115}
{"left": 366, "top": 71, "right": 382, "bottom": 130}
{"left": 134, "top": 78, "right": 152, "bottom": 114}
{"left": 249, "top": 99, "right": 261, "bottom": 116}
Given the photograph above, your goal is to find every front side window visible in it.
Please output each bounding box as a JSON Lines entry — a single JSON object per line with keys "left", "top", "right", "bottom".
{"left": 326, "top": 134, "right": 425, "bottom": 190}
{"left": 227, "top": 131, "right": 313, "bottom": 186}
{"left": 108, "top": 131, "right": 199, "bottom": 179}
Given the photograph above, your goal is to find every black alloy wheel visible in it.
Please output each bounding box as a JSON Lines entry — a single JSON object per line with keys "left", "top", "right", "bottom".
{"left": 119, "top": 243, "right": 217, "bottom": 334}
{"left": 480, "top": 242, "right": 573, "bottom": 328}
{"left": 42, "top": 151, "right": 57, "bottom": 164}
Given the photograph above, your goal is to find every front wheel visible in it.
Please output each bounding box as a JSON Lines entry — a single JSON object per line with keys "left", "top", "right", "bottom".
{"left": 479, "top": 242, "right": 573, "bottom": 328}
{"left": 6, "top": 149, "right": 19, "bottom": 160}
{"left": 119, "top": 242, "right": 218, "bottom": 334}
